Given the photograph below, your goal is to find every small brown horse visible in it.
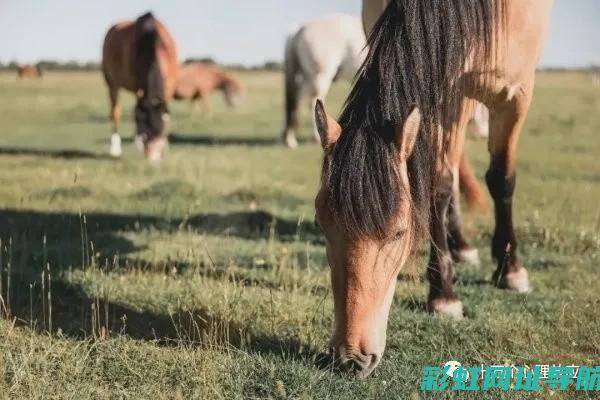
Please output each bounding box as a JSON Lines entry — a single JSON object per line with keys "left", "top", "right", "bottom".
{"left": 17, "top": 65, "right": 42, "bottom": 78}
{"left": 174, "top": 63, "right": 244, "bottom": 112}
{"left": 315, "top": 0, "right": 553, "bottom": 377}
{"left": 102, "top": 12, "right": 178, "bottom": 161}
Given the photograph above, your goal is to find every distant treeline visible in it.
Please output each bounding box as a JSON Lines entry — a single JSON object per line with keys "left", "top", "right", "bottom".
{"left": 538, "top": 66, "right": 600, "bottom": 73}
{"left": 0, "top": 58, "right": 283, "bottom": 72}
{"left": 182, "top": 58, "right": 282, "bottom": 71}
{"left": 0, "top": 59, "right": 595, "bottom": 73}
{"left": 0, "top": 60, "right": 101, "bottom": 71}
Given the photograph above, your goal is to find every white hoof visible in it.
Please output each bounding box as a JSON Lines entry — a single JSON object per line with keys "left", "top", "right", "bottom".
{"left": 500, "top": 268, "right": 531, "bottom": 293}
{"left": 284, "top": 135, "right": 298, "bottom": 149}
{"left": 458, "top": 248, "right": 480, "bottom": 266}
{"left": 429, "top": 298, "right": 464, "bottom": 321}
{"left": 109, "top": 133, "right": 122, "bottom": 157}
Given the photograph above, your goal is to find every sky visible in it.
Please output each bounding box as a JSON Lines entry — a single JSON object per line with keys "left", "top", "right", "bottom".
{"left": 0, "top": 0, "right": 598, "bottom": 68}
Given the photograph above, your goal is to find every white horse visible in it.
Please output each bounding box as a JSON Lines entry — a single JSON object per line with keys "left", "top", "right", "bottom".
{"left": 281, "top": 14, "right": 367, "bottom": 148}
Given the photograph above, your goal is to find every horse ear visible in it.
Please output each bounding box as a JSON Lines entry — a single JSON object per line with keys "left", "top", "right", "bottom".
{"left": 314, "top": 99, "right": 341, "bottom": 149}
{"left": 395, "top": 106, "right": 421, "bottom": 161}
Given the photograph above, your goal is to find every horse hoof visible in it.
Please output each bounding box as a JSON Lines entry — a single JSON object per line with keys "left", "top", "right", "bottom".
{"left": 456, "top": 247, "right": 480, "bottom": 266}
{"left": 284, "top": 136, "right": 298, "bottom": 148}
{"left": 495, "top": 267, "right": 531, "bottom": 293}
{"left": 109, "top": 133, "right": 122, "bottom": 157}
{"left": 428, "top": 298, "right": 464, "bottom": 321}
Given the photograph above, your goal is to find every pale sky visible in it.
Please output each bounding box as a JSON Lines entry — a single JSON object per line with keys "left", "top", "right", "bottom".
{"left": 0, "top": 0, "right": 598, "bottom": 67}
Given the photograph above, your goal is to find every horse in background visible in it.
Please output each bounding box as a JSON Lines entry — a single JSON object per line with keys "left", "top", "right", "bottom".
{"left": 281, "top": 14, "right": 366, "bottom": 148}
{"left": 591, "top": 63, "right": 600, "bottom": 87}
{"left": 316, "top": 0, "right": 553, "bottom": 376}
{"left": 174, "top": 63, "right": 245, "bottom": 113}
{"left": 17, "top": 64, "right": 42, "bottom": 78}
{"left": 102, "top": 12, "right": 178, "bottom": 161}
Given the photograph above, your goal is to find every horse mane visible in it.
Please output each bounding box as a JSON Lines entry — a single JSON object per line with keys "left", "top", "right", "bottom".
{"left": 133, "top": 12, "right": 165, "bottom": 104}
{"left": 326, "top": 0, "right": 504, "bottom": 242}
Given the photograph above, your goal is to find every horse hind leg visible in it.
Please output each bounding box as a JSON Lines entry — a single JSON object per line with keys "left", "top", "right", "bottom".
{"left": 108, "top": 87, "right": 122, "bottom": 157}
{"left": 446, "top": 100, "right": 481, "bottom": 266}
{"left": 486, "top": 79, "right": 534, "bottom": 293}
{"left": 427, "top": 172, "right": 464, "bottom": 320}
{"left": 459, "top": 152, "right": 488, "bottom": 212}
{"left": 447, "top": 174, "right": 480, "bottom": 267}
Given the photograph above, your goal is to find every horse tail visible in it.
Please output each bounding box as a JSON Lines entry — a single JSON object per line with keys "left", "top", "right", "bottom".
{"left": 134, "top": 12, "right": 164, "bottom": 100}
{"left": 283, "top": 28, "right": 302, "bottom": 132}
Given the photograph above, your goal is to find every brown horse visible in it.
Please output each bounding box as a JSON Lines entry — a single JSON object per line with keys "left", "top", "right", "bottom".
{"left": 314, "top": 0, "right": 553, "bottom": 377}
{"left": 102, "top": 12, "right": 178, "bottom": 161}
{"left": 174, "top": 63, "right": 244, "bottom": 113}
{"left": 17, "top": 65, "right": 42, "bottom": 78}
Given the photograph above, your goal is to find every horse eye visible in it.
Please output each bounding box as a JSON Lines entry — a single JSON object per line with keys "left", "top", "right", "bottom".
{"left": 394, "top": 230, "right": 406, "bottom": 240}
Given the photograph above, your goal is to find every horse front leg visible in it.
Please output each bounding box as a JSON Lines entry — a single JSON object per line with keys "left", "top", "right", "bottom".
{"left": 486, "top": 78, "right": 534, "bottom": 293}
{"left": 108, "top": 87, "right": 122, "bottom": 157}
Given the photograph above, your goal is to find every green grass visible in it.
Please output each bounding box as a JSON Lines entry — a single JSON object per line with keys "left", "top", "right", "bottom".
{"left": 0, "top": 70, "right": 599, "bottom": 399}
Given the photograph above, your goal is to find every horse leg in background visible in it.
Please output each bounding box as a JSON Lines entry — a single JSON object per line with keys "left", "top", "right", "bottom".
{"left": 447, "top": 100, "right": 480, "bottom": 265}
{"left": 448, "top": 177, "right": 480, "bottom": 266}
{"left": 282, "top": 37, "right": 302, "bottom": 148}
{"left": 459, "top": 152, "right": 488, "bottom": 212}
{"left": 486, "top": 79, "right": 534, "bottom": 293}
{"left": 199, "top": 91, "right": 212, "bottom": 119}
{"left": 189, "top": 92, "right": 200, "bottom": 114}
{"left": 427, "top": 171, "right": 464, "bottom": 320}
{"left": 108, "top": 87, "right": 122, "bottom": 157}
{"left": 308, "top": 72, "right": 334, "bottom": 143}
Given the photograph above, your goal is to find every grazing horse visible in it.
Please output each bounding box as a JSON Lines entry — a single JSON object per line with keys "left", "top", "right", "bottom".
{"left": 281, "top": 14, "right": 367, "bottom": 148}
{"left": 174, "top": 63, "right": 245, "bottom": 112}
{"left": 314, "top": 0, "right": 553, "bottom": 377}
{"left": 102, "top": 12, "right": 178, "bottom": 161}
{"left": 17, "top": 65, "right": 42, "bottom": 78}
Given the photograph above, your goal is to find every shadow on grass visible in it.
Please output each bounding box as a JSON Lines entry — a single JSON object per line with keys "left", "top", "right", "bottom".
{"left": 0, "top": 207, "right": 326, "bottom": 362}
{"left": 118, "top": 132, "right": 316, "bottom": 147}
{"left": 0, "top": 207, "right": 320, "bottom": 269}
{"left": 0, "top": 146, "right": 113, "bottom": 160}
{"left": 3, "top": 275, "right": 321, "bottom": 364}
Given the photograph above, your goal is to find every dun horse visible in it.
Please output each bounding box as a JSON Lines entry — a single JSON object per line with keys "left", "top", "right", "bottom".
{"left": 102, "top": 12, "right": 178, "bottom": 161}
{"left": 314, "top": 0, "right": 553, "bottom": 377}
{"left": 282, "top": 14, "right": 367, "bottom": 148}
{"left": 174, "top": 63, "right": 245, "bottom": 112}
{"left": 17, "top": 65, "right": 42, "bottom": 78}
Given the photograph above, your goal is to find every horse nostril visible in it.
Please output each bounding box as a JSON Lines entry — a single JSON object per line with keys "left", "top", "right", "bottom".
{"left": 343, "top": 353, "right": 379, "bottom": 378}
{"left": 368, "top": 354, "right": 380, "bottom": 370}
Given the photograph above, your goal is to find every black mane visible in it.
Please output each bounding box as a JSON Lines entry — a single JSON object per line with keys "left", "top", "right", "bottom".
{"left": 326, "top": 0, "right": 503, "bottom": 241}
{"left": 133, "top": 12, "right": 167, "bottom": 138}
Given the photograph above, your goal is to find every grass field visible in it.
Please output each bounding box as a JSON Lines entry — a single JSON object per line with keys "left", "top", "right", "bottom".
{"left": 0, "top": 70, "right": 599, "bottom": 399}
